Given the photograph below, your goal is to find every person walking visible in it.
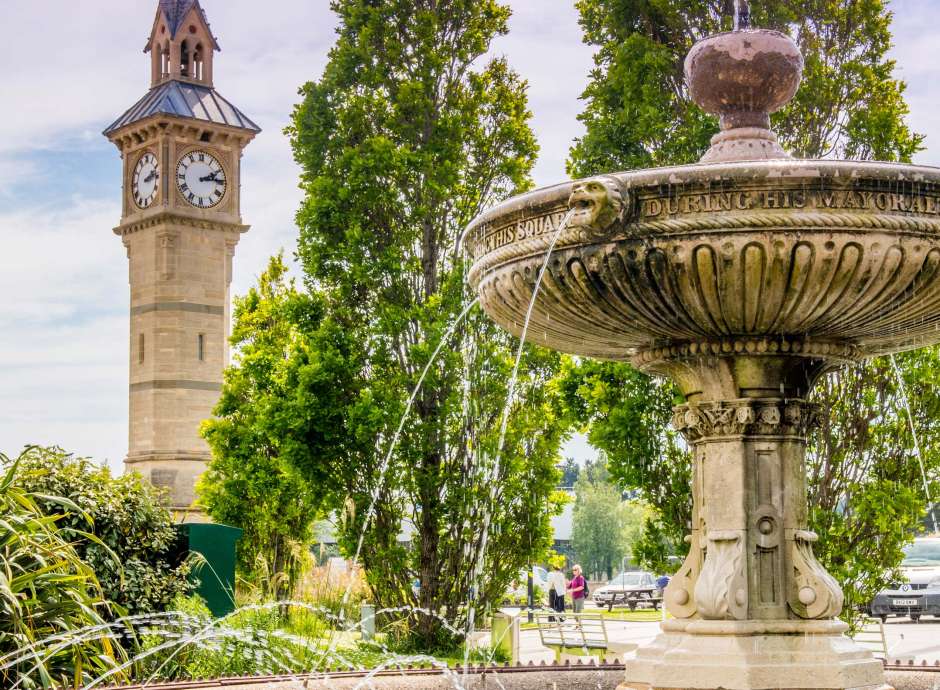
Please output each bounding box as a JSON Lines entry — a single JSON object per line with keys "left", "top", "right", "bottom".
{"left": 548, "top": 563, "right": 566, "bottom": 619}
{"left": 568, "top": 564, "right": 587, "bottom": 613}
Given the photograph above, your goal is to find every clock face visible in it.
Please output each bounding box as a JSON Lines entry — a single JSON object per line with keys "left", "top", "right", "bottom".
{"left": 132, "top": 152, "right": 159, "bottom": 209}
{"left": 176, "top": 150, "right": 227, "bottom": 208}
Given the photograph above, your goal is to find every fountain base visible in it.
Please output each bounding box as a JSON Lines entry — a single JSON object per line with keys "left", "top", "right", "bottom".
{"left": 620, "top": 619, "right": 888, "bottom": 690}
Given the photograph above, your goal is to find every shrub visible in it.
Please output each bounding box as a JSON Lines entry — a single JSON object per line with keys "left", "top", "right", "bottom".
{"left": 14, "top": 446, "right": 193, "bottom": 617}
{"left": 0, "top": 450, "right": 125, "bottom": 689}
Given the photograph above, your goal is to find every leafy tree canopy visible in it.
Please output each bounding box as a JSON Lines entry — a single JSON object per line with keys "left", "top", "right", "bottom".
{"left": 568, "top": 0, "right": 923, "bottom": 177}
{"left": 571, "top": 458, "right": 653, "bottom": 579}
{"left": 199, "top": 254, "right": 328, "bottom": 599}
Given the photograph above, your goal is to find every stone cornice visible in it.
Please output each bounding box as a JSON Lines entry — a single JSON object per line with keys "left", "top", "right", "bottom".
{"left": 114, "top": 210, "right": 249, "bottom": 236}
{"left": 105, "top": 115, "right": 257, "bottom": 152}
{"left": 632, "top": 337, "right": 862, "bottom": 369}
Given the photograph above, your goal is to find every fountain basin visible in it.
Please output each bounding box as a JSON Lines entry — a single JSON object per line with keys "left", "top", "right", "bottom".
{"left": 464, "top": 160, "right": 940, "bottom": 380}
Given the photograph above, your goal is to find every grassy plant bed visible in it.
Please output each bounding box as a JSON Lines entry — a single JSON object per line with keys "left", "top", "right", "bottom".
{"left": 125, "top": 596, "right": 510, "bottom": 684}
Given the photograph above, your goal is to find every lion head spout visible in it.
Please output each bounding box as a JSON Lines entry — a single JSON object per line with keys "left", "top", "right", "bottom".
{"left": 567, "top": 175, "right": 629, "bottom": 238}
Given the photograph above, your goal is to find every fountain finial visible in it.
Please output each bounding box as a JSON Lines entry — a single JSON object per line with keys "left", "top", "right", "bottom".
{"left": 685, "top": 14, "right": 803, "bottom": 162}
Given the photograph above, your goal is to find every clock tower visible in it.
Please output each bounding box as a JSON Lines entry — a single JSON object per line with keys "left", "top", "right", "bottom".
{"left": 104, "top": 0, "right": 259, "bottom": 520}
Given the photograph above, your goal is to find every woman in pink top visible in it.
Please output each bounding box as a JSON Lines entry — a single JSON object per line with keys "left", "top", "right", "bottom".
{"left": 567, "top": 563, "right": 586, "bottom": 613}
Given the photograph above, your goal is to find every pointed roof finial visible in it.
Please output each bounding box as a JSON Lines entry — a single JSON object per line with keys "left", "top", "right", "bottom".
{"left": 148, "top": 0, "right": 220, "bottom": 52}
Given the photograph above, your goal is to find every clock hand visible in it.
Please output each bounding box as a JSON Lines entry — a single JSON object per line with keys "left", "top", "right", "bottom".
{"left": 199, "top": 172, "right": 223, "bottom": 183}
{"left": 143, "top": 171, "right": 158, "bottom": 183}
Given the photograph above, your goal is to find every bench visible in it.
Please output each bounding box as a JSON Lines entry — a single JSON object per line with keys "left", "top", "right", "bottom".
{"left": 849, "top": 617, "right": 888, "bottom": 659}
{"left": 534, "top": 611, "right": 637, "bottom": 662}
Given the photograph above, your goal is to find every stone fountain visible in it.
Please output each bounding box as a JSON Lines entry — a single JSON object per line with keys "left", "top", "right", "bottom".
{"left": 462, "top": 8, "right": 940, "bottom": 690}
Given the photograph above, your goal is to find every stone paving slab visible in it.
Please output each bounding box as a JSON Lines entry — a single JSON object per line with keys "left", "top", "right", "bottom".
{"left": 887, "top": 670, "right": 940, "bottom": 690}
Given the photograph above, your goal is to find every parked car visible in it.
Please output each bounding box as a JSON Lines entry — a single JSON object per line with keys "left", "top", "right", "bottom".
{"left": 506, "top": 566, "right": 550, "bottom": 600}
{"left": 868, "top": 537, "right": 940, "bottom": 621}
{"left": 592, "top": 571, "right": 661, "bottom": 610}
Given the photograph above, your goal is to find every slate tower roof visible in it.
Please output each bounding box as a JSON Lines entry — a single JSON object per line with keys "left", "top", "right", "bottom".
{"left": 103, "top": 80, "right": 260, "bottom": 136}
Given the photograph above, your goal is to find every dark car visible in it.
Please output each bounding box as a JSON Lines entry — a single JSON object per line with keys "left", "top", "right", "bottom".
{"left": 869, "top": 537, "right": 940, "bottom": 622}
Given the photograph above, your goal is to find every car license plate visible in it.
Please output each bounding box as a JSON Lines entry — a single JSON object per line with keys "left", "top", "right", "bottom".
{"left": 893, "top": 598, "right": 918, "bottom": 607}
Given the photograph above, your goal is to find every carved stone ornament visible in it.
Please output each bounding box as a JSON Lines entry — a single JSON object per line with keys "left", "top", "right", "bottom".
{"left": 672, "top": 399, "right": 820, "bottom": 441}
{"left": 789, "top": 530, "right": 844, "bottom": 619}
{"left": 566, "top": 175, "right": 630, "bottom": 239}
{"left": 694, "top": 530, "right": 748, "bottom": 620}
{"left": 685, "top": 28, "right": 802, "bottom": 163}
{"left": 665, "top": 533, "right": 703, "bottom": 619}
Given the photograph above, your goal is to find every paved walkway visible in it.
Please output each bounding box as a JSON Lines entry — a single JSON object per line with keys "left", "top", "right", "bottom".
{"left": 883, "top": 618, "right": 940, "bottom": 662}
{"left": 514, "top": 613, "right": 940, "bottom": 664}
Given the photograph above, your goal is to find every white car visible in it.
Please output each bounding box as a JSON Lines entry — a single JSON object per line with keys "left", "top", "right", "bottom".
{"left": 507, "top": 566, "right": 550, "bottom": 598}
{"left": 592, "top": 571, "right": 661, "bottom": 610}
{"left": 869, "top": 537, "right": 940, "bottom": 621}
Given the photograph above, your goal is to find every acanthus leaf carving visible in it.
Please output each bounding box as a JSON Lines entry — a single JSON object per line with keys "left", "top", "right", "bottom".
{"left": 694, "top": 529, "right": 748, "bottom": 620}
{"left": 789, "top": 529, "right": 844, "bottom": 619}
{"left": 673, "top": 399, "right": 820, "bottom": 441}
{"left": 665, "top": 532, "right": 703, "bottom": 619}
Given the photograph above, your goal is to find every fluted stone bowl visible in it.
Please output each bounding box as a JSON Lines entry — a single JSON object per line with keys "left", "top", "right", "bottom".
{"left": 462, "top": 160, "right": 940, "bottom": 371}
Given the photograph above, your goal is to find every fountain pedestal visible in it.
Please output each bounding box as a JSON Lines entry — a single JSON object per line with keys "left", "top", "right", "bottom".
{"left": 613, "top": 357, "right": 884, "bottom": 689}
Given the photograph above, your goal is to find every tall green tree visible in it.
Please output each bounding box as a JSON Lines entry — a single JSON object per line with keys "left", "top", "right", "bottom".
{"left": 563, "top": 0, "right": 933, "bottom": 619}
{"left": 571, "top": 469, "right": 624, "bottom": 580}
{"left": 557, "top": 457, "right": 581, "bottom": 487}
{"left": 199, "top": 255, "right": 325, "bottom": 600}
{"left": 571, "top": 460, "right": 653, "bottom": 578}
{"left": 808, "top": 353, "right": 940, "bottom": 616}
{"left": 282, "top": 0, "right": 570, "bottom": 646}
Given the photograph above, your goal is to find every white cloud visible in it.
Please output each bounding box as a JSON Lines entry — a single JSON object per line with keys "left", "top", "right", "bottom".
{"left": 889, "top": 0, "right": 940, "bottom": 164}
{"left": 0, "top": 198, "right": 125, "bottom": 324}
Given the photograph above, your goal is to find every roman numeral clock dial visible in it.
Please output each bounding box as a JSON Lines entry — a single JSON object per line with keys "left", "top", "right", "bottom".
{"left": 176, "top": 150, "right": 227, "bottom": 208}
{"left": 131, "top": 151, "right": 159, "bottom": 208}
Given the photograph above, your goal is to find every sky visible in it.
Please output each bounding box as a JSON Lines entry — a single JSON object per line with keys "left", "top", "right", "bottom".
{"left": 0, "top": 0, "right": 937, "bottom": 473}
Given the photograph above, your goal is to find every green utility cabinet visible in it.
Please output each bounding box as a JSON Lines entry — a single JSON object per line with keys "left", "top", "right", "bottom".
{"left": 175, "top": 523, "right": 242, "bottom": 617}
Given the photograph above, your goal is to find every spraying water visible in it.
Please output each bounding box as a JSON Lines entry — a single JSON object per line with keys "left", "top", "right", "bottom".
{"left": 889, "top": 354, "right": 939, "bottom": 533}
{"left": 343, "top": 295, "right": 482, "bottom": 606}
{"left": 462, "top": 207, "right": 576, "bottom": 672}
{"left": 733, "top": 0, "right": 751, "bottom": 31}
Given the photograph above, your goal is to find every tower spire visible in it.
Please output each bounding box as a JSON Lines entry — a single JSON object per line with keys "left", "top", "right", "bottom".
{"left": 146, "top": 0, "right": 219, "bottom": 87}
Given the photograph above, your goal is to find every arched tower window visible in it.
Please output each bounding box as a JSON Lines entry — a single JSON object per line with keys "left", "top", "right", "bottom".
{"left": 193, "top": 43, "right": 204, "bottom": 82}
{"left": 162, "top": 40, "right": 171, "bottom": 79}
{"left": 180, "top": 40, "right": 191, "bottom": 78}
